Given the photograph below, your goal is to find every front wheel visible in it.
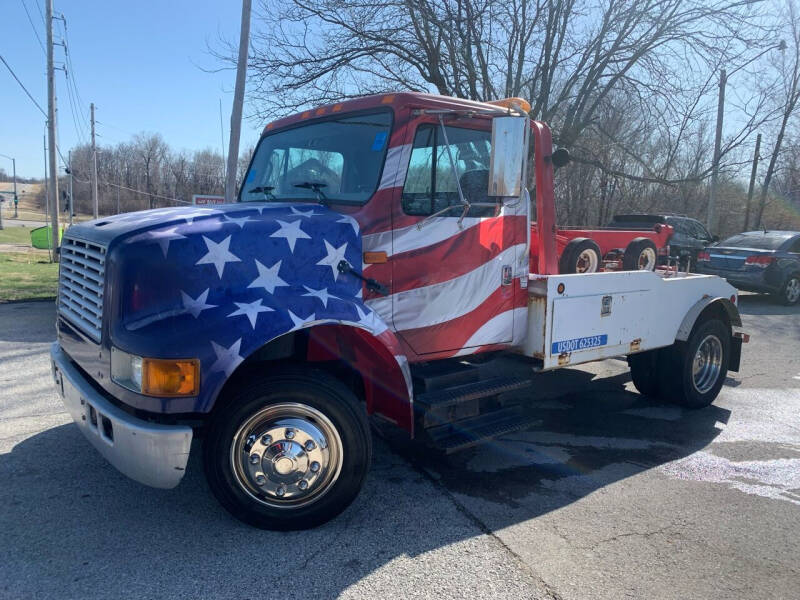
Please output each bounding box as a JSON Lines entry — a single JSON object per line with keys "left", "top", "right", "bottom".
{"left": 203, "top": 368, "right": 372, "bottom": 530}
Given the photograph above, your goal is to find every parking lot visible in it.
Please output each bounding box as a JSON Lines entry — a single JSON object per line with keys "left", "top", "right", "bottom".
{"left": 1, "top": 296, "right": 798, "bottom": 600}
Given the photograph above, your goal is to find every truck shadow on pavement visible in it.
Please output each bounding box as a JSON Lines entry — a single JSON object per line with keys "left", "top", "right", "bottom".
{"left": 0, "top": 363, "right": 730, "bottom": 599}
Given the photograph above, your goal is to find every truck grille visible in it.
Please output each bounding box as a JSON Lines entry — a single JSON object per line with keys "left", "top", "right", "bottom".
{"left": 58, "top": 235, "right": 107, "bottom": 342}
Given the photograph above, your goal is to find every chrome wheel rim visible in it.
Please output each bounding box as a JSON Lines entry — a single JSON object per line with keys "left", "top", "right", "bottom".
{"left": 786, "top": 278, "right": 800, "bottom": 303}
{"left": 576, "top": 249, "right": 599, "bottom": 273}
{"left": 692, "top": 334, "right": 723, "bottom": 394}
{"left": 230, "top": 402, "right": 343, "bottom": 509}
{"left": 638, "top": 247, "right": 657, "bottom": 270}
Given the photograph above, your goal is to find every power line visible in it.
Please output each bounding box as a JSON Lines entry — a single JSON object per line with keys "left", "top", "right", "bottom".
{"left": 0, "top": 54, "right": 47, "bottom": 117}
{"left": 34, "top": 0, "right": 45, "bottom": 24}
{"left": 63, "top": 69, "right": 87, "bottom": 145}
{"left": 59, "top": 15, "right": 88, "bottom": 125}
{"left": 21, "top": 0, "right": 46, "bottom": 55}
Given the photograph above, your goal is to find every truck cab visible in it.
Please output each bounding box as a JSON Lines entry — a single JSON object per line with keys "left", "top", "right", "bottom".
{"left": 50, "top": 92, "right": 746, "bottom": 530}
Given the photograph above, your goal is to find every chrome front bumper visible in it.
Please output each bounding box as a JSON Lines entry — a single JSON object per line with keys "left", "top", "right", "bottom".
{"left": 51, "top": 342, "right": 192, "bottom": 489}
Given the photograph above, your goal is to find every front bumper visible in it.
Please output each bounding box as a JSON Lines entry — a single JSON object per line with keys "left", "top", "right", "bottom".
{"left": 51, "top": 342, "right": 192, "bottom": 489}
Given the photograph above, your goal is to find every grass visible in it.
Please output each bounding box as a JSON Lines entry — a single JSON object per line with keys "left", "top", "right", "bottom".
{"left": 0, "top": 252, "right": 58, "bottom": 302}
{"left": 5, "top": 210, "right": 95, "bottom": 223}
{"left": 0, "top": 227, "right": 35, "bottom": 245}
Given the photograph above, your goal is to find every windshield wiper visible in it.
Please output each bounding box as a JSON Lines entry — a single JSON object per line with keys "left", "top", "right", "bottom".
{"left": 293, "top": 181, "right": 329, "bottom": 206}
{"left": 246, "top": 186, "right": 276, "bottom": 201}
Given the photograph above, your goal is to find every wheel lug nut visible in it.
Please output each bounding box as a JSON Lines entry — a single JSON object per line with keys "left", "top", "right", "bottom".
{"left": 310, "top": 461, "right": 320, "bottom": 473}
{"left": 249, "top": 454, "right": 260, "bottom": 464}
{"left": 298, "top": 480, "right": 308, "bottom": 490}
{"left": 261, "top": 434, "right": 272, "bottom": 445}
{"left": 255, "top": 474, "right": 266, "bottom": 485}
{"left": 285, "top": 429, "right": 295, "bottom": 439}
{"left": 276, "top": 486, "right": 286, "bottom": 497}
{"left": 304, "top": 440, "right": 315, "bottom": 451}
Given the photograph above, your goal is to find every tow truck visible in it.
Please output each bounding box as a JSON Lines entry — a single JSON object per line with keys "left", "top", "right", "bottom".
{"left": 50, "top": 92, "right": 746, "bottom": 530}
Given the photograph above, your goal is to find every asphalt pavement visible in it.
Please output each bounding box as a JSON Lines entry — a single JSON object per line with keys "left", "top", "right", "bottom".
{"left": 1, "top": 295, "right": 798, "bottom": 599}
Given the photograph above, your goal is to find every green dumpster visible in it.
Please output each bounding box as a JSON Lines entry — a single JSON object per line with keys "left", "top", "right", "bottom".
{"left": 30, "top": 225, "right": 65, "bottom": 250}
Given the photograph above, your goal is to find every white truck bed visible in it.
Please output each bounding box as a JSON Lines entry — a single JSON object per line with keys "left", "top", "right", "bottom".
{"left": 524, "top": 269, "right": 739, "bottom": 370}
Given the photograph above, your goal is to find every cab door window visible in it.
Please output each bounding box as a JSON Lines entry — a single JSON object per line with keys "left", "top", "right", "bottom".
{"left": 402, "top": 124, "right": 494, "bottom": 216}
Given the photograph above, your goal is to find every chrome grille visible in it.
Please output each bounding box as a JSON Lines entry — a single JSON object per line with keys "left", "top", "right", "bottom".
{"left": 58, "top": 235, "right": 106, "bottom": 342}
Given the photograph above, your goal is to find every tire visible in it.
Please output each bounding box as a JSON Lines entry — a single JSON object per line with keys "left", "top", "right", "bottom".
{"left": 627, "top": 350, "right": 661, "bottom": 397}
{"left": 622, "top": 237, "right": 658, "bottom": 271}
{"left": 776, "top": 273, "right": 800, "bottom": 306}
{"left": 203, "top": 367, "right": 372, "bottom": 530}
{"left": 658, "top": 318, "right": 730, "bottom": 409}
{"left": 559, "top": 238, "right": 602, "bottom": 274}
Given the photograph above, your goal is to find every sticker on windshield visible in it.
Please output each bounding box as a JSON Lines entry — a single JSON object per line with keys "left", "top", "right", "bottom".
{"left": 551, "top": 334, "right": 608, "bottom": 354}
{"left": 371, "top": 131, "right": 388, "bottom": 151}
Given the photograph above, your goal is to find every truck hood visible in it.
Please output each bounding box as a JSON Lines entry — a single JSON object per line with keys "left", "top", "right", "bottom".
{"left": 63, "top": 202, "right": 351, "bottom": 247}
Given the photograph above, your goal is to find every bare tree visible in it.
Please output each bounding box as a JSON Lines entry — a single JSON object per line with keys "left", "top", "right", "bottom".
{"left": 133, "top": 133, "right": 168, "bottom": 209}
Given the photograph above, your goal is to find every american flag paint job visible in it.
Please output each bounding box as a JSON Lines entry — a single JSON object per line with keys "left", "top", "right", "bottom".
{"left": 60, "top": 203, "right": 413, "bottom": 428}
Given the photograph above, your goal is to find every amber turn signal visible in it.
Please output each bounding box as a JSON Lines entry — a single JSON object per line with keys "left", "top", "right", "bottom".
{"left": 363, "top": 251, "right": 388, "bottom": 264}
{"left": 142, "top": 358, "right": 200, "bottom": 397}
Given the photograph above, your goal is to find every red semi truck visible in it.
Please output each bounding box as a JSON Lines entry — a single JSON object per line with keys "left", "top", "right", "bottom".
{"left": 51, "top": 92, "right": 745, "bottom": 530}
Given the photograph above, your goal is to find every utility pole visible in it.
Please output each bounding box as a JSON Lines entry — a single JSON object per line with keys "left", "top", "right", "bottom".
{"left": 68, "top": 149, "right": 73, "bottom": 226}
{"left": 225, "top": 0, "right": 252, "bottom": 203}
{"left": 707, "top": 69, "right": 726, "bottom": 236}
{"left": 0, "top": 154, "right": 16, "bottom": 229}
{"left": 91, "top": 102, "right": 99, "bottom": 219}
{"left": 743, "top": 133, "right": 761, "bottom": 232}
{"left": 12, "top": 157, "right": 17, "bottom": 218}
{"left": 219, "top": 98, "right": 227, "bottom": 183}
{"left": 46, "top": 0, "right": 60, "bottom": 261}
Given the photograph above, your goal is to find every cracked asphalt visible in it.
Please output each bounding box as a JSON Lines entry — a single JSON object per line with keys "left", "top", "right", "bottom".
{"left": 1, "top": 293, "right": 798, "bottom": 599}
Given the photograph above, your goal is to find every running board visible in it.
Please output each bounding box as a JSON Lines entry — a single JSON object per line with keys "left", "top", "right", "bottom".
{"left": 416, "top": 376, "right": 532, "bottom": 410}
{"left": 424, "top": 406, "right": 536, "bottom": 453}
{"left": 415, "top": 376, "right": 533, "bottom": 429}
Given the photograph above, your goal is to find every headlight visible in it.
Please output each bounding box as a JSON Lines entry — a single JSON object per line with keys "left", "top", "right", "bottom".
{"left": 111, "top": 348, "right": 143, "bottom": 392}
{"left": 111, "top": 347, "right": 199, "bottom": 397}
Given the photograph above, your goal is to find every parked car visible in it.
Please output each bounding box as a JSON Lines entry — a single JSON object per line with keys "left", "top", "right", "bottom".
{"left": 607, "top": 214, "right": 716, "bottom": 267}
{"left": 695, "top": 230, "right": 800, "bottom": 305}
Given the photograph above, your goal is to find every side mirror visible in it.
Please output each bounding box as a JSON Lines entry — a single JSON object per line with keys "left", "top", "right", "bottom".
{"left": 711, "top": 235, "right": 720, "bottom": 243}
{"left": 551, "top": 148, "right": 571, "bottom": 169}
{"left": 488, "top": 116, "right": 527, "bottom": 197}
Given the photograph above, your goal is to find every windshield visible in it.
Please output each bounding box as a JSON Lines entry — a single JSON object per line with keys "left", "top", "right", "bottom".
{"left": 717, "top": 232, "right": 793, "bottom": 250}
{"left": 239, "top": 111, "right": 393, "bottom": 204}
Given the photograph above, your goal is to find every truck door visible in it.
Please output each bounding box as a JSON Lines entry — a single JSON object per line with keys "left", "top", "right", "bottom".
{"left": 388, "top": 120, "right": 527, "bottom": 356}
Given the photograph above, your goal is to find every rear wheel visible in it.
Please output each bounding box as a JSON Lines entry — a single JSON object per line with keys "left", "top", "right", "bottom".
{"left": 203, "top": 368, "right": 371, "bottom": 530}
{"left": 628, "top": 350, "right": 661, "bottom": 397}
{"left": 622, "top": 238, "right": 658, "bottom": 271}
{"left": 659, "top": 318, "right": 730, "bottom": 408}
{"left": 559, "top": 238, "right": 602, "bottom": 274}
{"left": 776, "top": 274, "right": 800, "bottom": 306}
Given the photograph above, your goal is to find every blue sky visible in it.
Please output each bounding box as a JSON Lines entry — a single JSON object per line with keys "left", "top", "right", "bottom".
{"left": 1, "top": 0, "right": 262, "bottom": 177}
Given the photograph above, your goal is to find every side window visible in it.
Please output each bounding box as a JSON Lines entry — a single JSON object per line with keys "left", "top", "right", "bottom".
{"left": 789, "top": 238, "right": 800, "bottom": 253}
{"left": 690, "top": 220, "right": 711, "bottom": 240}
{"left": 402, "top": 124, "right": 494, "bottom": 216}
